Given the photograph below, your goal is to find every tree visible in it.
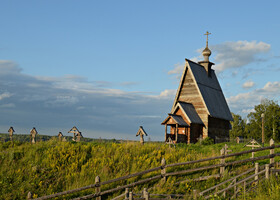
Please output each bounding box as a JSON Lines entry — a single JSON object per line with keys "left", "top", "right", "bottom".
{"left": 229, "top": 113, "right": 246, "bottom": 139}
{"left": 247, "top": 99, "right": 280, "bottom": 142}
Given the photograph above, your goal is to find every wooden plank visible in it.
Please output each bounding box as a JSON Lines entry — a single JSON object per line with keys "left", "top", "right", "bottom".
{"left": 33, "top": 166, "right": 162, "bottom": 200}
{"left": 166, "top": 163, "right": 224, "bottom": 177}
{"left": 181, "top": 83, "right": 196, "bottom": 88}
{"left": 179, "top": 95, "right": 201, "bottom": 99}
{"left": 182, "top": 78, "right": 194, "bottom": 83}
{"left": 204, "top": 169, "right": 266, "bottom": 199}
{"left": 196, "top": 110, "right": 209, "bottom": 115}
{"left": 72, "top": 175, "right": 162, "bottom": 200}
{"left": 166, "top": 145, "right": 280, "bottom": 168}
{"left": 178, "top": 96, "right": 202, "bottom": 101}
{"left": 199, "top": 167, "right": 255, "bottom": 195}
{"left": 271, "top": 169, "right": 280, "bottom": 173}
{"left": 111, "top": 193, "right": 125, "bottom": 200}
{"left": 192, "top": 105, "right": 206, "bottom": 109}
{"left": 182, "top": 84, "right": 195, "bottom": 89}
{"left": 180, "top": 90, "right": 199, "bottom": 96}
{"left": 246, "top": 145, "right": 261, "bottom": 148}
{"left": 175, "top": 174, "right": 220, "bottom": 185}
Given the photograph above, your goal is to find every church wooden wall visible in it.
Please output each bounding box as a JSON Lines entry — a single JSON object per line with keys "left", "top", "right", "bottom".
{"left": 190, "top": 124, "right": 203, "bottom": 143}
{"left": 177, "top": 69, "right": 208, "bottom": 138}
{"left": 208, "top": 116, "right": 230, "bottom": 139}
{"left": 173, "top": 66, "right": 231, "bottom": 142}
{"left": 174, "top": 109, "right": 189, "bottom": 124}
{"left": 177, "top": 134, "right": 188, "bottom": 143}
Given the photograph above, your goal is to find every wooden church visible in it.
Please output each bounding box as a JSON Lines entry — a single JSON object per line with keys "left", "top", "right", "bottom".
{"left": 162, "top": 32, "right": 233, "bottom": 143}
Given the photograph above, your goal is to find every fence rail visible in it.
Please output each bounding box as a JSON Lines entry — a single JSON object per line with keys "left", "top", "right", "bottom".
{"left": 29, "top": 140, "right": 280, "bottom": 200}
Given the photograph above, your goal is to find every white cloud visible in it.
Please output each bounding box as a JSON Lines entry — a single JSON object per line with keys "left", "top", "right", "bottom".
{"left": 167, "top": 63, "right": 185, "bottom": 80}
{"left": 0, "top": 92, "right": 12, "bottom": 100}
{"left": 157, "top": 89, "right": 176, "bottom": 99}
{"left": 0, "top": 60, "right": 171, "bottom": 140}
{"left": 0, "top": 103, "right": 15, "bottom": 108}
{"left": 0, "top": 60, "right": 22, "bottom": 74}
{"left": 120, "top": 82, "right": 138, "bottom": 87}
{"left": 211, "top": 40, "right": 270, "bottom": 72}
{"left": 242, "top": 81, "right": 255, "bottom": 89}
{"left": 261, "top": 81, "right": 280, "bottom": 92}
{"left": 76, "top": 106, "right": 86, "bottom": 110}
{"left": 227, "top": 81, "right": 280, "bottom": 116}
{"left": 167, "top": 40, "right": 271, "bottom": 79}
{"left": 241, "top": 108, "right": 255, "bottom": 114}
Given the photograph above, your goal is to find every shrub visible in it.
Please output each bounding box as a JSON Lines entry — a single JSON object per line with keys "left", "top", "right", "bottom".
{"left": 201, "top": 137, "right": 214, "bottom": 145}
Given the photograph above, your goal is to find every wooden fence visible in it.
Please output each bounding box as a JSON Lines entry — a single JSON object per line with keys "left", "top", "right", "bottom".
{"left": 28, "top": 140, "right": 280, "bottom": 200}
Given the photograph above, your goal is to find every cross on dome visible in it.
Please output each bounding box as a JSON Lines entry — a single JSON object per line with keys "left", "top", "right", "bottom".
{"left": 204, "top": 31, "right": 211, "bottom": 47}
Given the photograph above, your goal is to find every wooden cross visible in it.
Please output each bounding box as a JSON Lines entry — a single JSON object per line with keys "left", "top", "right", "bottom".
{"left": 204, "top": 31, "right": 211, "bottom": 47}
{"left": 76, "top": 132, "right": 83, "bottom": 142}
{"left": 8, "top": 127, "right": 15, "bottom": 141}
{"left": 198, "top": 135, "right": 203, "bottom": 145}
{"left": 30, "top": 127, "right": 38, "bottom": 144}
{"left": 244, "top": 139, "right": 261, "bottom": 158}
{"left": 224, "top": 144, "right": 232, "bottom": 155}
{"left": 136, "top": 126, "right": 148, "bottom": 144}
{"left": 166, "top": 136, "right": 176, "bottom": 148}
{"left": 68, "top": 126, "right": 81, "bottom": 142}
{"left": 58, "top": 132, "right": 63, "bottom": 142}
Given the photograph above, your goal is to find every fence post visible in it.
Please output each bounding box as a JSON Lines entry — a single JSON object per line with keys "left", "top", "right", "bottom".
{"left": 193, "top": 189, "right": 198, "bottom": 200}
{"left": 224, "top": 144, "right": 228, "bottom": 155}
{"left": 125, "top": 188, "right": 130, "bottom": 200}
{"left": 143, "top": 188, "right": 149, "bottom": 200}
{"left": 270, "top": 139, "right": 275, "bottom": 167}
{"left": 129, "top": 191, "right": 133, "bottom": 200}
{"left": 243, "top": 181, "right": 246, "bottom": 198}
{"left": 220, "top": 147, "right": 225, "bottom": 176}
{"left": 276, "top": 161, "right": 279, "bottom": 176}
{"left": 234, "top": 178, "right": 237, "bottom": 198}
{"left": 161, "top": 158, "right": 166, "bottom": 182}
{"left": 27, "top": 192, "right": 32, "bottom": 200}
{"left": 255, "top": 162, "right": 259, "bottom": 181}
{"left": 95, "top": 176, "right": 101, "bottom": 200}
{"left": 252, "top": 146, "right": 255, "bottom": 159}
{"left": 265, "top": 164, "right": 270, "bottom": 179}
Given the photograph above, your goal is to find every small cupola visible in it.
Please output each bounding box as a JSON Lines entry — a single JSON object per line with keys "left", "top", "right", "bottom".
{"left": 198, "top": 31, "right": 214, "bottom": 77}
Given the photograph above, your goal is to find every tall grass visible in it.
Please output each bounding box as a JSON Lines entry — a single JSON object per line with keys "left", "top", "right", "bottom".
{"left": 0, "top": 139, "right": 278, "bottom": 199}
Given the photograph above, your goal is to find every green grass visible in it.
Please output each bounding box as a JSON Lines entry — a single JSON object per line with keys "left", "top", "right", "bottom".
{"left": 0, "top": 139, "right": 279, "bottom": 199}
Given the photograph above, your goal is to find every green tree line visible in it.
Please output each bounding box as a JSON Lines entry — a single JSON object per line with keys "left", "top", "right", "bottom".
{"left": 230, "top": 99, "right": 280, "bottom": 142}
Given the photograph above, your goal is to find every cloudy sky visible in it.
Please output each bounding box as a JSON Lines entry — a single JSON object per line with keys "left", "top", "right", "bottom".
{"left": 0, "top": 1, "right": 280, "bottom": 140}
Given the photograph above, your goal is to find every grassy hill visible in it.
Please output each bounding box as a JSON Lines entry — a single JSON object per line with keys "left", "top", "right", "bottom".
{"left": 0, "top": 139, "right": 279, "bottom": 199}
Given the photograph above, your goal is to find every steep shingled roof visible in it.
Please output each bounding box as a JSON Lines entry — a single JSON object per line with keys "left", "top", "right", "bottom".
{"left": 172, "top": 59, "right": 233, "bottom": 121}
{"left": 174, "top": 102, "right": 204, "bottom": 125}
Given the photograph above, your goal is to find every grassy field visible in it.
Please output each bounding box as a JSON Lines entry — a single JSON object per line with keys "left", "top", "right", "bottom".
{"left": 0, "top": 136, "right": 280, "bottom": 199}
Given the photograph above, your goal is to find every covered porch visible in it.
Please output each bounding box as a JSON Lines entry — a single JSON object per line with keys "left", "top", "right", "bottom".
{"left": 162, "top": 114, "right": 191, "bottom": 144}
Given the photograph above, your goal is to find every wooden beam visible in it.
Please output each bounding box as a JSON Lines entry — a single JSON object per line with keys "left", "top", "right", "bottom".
{"left": 165, "top": 124, "right": 167, "bottom": 142}
{"left": 175, "top": 124, "right": 178, "bottom": 143}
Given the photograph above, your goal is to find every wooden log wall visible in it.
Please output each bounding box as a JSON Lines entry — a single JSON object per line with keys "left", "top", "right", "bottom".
{"left": 177, "top": 71, "right": 208, "bottom": 119}
{"left": 208, "top": 116, "right": 230, "bottom": 139}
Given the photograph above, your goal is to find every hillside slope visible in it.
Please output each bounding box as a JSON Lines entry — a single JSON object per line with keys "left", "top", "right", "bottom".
{"left": 0, "top": 140, "right": 279, "bottom": 199}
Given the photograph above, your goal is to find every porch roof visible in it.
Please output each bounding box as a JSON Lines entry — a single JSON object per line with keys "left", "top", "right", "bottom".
{"left": 174, "top": 102, "right": 204, "bottom": 125}
{"left": 161, "top": 114, "right": 189, "bottom": 127}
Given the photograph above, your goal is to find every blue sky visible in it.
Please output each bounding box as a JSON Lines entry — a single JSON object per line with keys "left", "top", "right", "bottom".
{"left": 0, "top": 1, "right": 280, "bottom": 140}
